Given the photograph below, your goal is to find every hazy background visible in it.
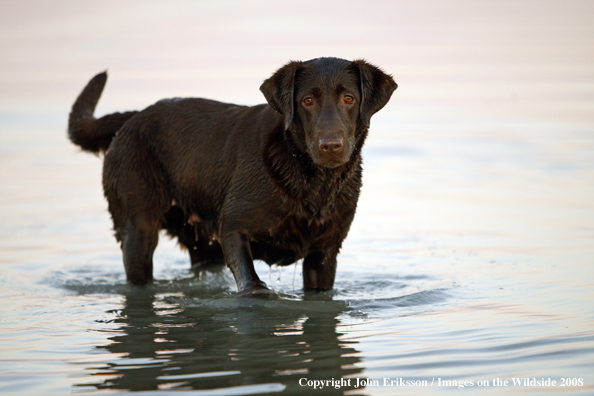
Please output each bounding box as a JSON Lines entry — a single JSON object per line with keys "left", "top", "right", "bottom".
{"left": 2, "top": 0, "right": 593, "bottom": 119}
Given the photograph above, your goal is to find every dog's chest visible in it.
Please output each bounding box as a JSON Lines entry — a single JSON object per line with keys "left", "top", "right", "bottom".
{"left": 256, "top": 215, "right": 329, "bottom": 264}
{"left": 265, "top": 188, "right": 343, "bottom": 253}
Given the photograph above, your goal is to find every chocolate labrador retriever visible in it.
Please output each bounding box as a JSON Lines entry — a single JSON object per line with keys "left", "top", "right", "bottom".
{"left": 68, "top": 57, "right": 397, "bottom": 294}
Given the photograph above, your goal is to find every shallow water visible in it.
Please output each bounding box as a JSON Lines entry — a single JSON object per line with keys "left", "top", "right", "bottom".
{"left": 1, "top": 1, "right": 594, "bottom": 395}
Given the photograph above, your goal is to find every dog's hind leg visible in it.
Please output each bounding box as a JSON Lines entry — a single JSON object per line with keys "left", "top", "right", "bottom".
{"left": 104, "top": 143, "right": 171, "bottom": 285}
{"left": 119, "top": 218, "right": 159, "bottom": 285}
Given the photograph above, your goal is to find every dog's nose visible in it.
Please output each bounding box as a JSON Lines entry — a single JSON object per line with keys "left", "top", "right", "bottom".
{"left": 319, "top": 136, "right": 343, "bottom": 154}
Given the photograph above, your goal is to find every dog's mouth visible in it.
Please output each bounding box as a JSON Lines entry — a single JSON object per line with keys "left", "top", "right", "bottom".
{"left": 316, "top": 156, "right": 348, "bottom": 168}
{"left": 309, "top": 147, "right": 352, "bottom": 169}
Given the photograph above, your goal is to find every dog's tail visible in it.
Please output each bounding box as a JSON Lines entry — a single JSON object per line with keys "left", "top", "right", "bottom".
{"left": 68, "top": 71, "right": 138, "bottom": 154}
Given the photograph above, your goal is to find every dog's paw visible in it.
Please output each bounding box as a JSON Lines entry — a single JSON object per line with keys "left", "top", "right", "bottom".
{"left": 236, "top": 282, "right": 273, "bottom": 298}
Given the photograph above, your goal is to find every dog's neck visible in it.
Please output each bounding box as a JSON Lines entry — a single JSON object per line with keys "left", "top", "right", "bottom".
{"left": 264, "top": 124, "right": 364, "bottom": 217}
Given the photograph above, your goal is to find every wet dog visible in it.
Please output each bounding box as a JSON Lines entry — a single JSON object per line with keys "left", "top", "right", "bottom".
{"left": 68, "top": 58, "right": 396, "bottom": 294}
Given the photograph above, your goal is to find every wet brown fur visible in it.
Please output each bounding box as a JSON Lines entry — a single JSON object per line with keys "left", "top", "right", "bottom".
{"left": 68, "top": 58, "right": 396, "bottom": 293}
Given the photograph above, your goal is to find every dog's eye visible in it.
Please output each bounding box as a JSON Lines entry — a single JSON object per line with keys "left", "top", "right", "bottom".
{"left": 344, "top": 95, "right": 355, "bottom": 104}
{"left": 303, "top": 97, "right": 313, "bottom": 106}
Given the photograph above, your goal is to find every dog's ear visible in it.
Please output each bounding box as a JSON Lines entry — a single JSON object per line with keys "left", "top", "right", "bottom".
{"left": 260, "top": 61, "right": 303, "bottom": 130}
{"left": 353, "top": 60, "right": 397, "bottom": 128}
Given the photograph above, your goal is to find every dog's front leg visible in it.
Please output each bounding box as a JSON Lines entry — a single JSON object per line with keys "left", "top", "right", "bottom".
{"left": 303, "top": 250, "right": 338, "bottom": 291}
{"left": 221, "top": 231, "right": 270, "bottom": 295}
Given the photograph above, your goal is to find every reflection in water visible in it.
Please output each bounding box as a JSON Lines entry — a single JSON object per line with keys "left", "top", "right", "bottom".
{"left": 75, "top": 286, "right": 364, "bottom": 394}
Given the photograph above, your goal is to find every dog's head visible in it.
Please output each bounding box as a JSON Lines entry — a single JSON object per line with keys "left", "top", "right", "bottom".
{"left": 260, "top": 57, "right": 397, "bottom": 168}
